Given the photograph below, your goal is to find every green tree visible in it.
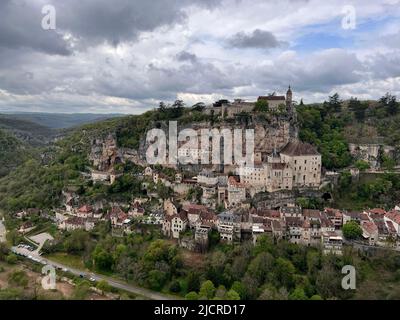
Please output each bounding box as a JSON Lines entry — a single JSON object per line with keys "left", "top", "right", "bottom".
{"left": 225, "top": 289, "right": 241, "bottom": 300}
{"left": 169, "top": 280, "right": 181, "bottom": 293}
{"left": 185, "top": 291, "right": 199, "bottom": 300}
{"left": 186, "top": 271, "right": 200, "bottom": 292}
{"left": 199, "top": 280, "right": 216, "bottom": 300}
{"left": 230, "top": 281, "right": 245, "bottom": 299}
{"left": 92, "top": 246, "right": 114, "bottom": 272}
{"left": 328, "top": 93, "right": 342, "bottom": 113}
{"left": 247, "top": 252, "right": 274, "bottom": 285}
{"left": 0, "top": 243, "right": 9, "bottom": 261}
{"left": 380, "top": 93, "right": 398, "bottom": 116}
{"left": 147, "top": 270, "right": 167, "bottom": 291}
{"left": 348, "top": 97, "right": 368, "bottom": 121}
{"left": 275, "top": 257, "right": 296, "bottom": 289}
{"left": 382, "top": 155, "right": 396, "bottom": 171}
{"left": 289, "top": 287, "right": 307, "bottom": 300}
{"left": 355, "top": 160, "right": 370, "bottom": 172}
{"left": 8, "top": 270, "right": 28, "bottom": 287}
{"left": 6, "top": 254, "right": 17, "bottom": 265}
{"left": 64, "top": 229, "right": 90, "bottom": 253}
{"left": 254, "top": 100, "right": 269, "bottom": 112}
{"left": 96, "top": 280, "right": 111, "bottom": 293}
{"left": 342, "top": 221, "right": 362, "bottom": 240}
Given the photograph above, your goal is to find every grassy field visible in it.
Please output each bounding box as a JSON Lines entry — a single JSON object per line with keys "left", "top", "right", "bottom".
{"left": 45, "top": 253, "right": 86, "bottom": 270}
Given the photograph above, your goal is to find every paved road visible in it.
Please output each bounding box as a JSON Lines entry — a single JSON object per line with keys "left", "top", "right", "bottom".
{"left": 12, "top": 246, "right": 177, "bottom": 300}
{"left": 0, "top": 218, "right": 6, "bottom": 243}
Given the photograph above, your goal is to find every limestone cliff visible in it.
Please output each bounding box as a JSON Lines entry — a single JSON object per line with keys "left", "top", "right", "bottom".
{"left": 89, "top": 134, "right": 123, "bottom": 171}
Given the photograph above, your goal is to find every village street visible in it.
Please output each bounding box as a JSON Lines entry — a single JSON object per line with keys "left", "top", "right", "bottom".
{"left": 11, "top": 245, "right": 177, "bottom": 300}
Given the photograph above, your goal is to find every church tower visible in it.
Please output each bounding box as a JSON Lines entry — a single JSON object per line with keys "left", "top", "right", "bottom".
{"left": 286, "top": 85, "right": 293, "bottom": 107}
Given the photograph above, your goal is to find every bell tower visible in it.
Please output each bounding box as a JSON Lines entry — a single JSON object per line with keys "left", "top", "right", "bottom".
{"left": 286, "top": 85, "right": 293, "bottom": 107}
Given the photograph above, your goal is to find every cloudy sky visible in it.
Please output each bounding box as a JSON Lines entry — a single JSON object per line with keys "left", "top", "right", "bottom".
{"left": 0, "top": 0, "right": 399, "bottom": 114}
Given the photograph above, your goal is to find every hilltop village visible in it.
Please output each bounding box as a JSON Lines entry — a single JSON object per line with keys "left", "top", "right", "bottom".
{"left": 8, "top": 88, "right": 400, "bottom": 260}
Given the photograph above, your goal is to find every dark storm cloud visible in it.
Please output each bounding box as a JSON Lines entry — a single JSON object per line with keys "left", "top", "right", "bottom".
{"left": 0, "top": 0, "right": 222, "bottom": 55}
{"left": 0, "top": 1, "right": 71, "bottom": 55}
{"left": 0, "top": 0, "right": 399, "bottom": 113}
{"left": 227, "top": 29, "right": 286, "bottom": 49}
{"left": 176, "top": 51, "right": 198, "bottom": 63}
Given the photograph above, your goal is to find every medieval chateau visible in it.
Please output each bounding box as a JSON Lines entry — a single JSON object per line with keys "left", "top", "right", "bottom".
{"left": 204, "top": 86, "right": 294, "bottom": 118}
{"left": 201, "top": 87, "right": 322, "bottom": 194}
{"left": 88, "top": 87, "right": 322, "bottom": 208}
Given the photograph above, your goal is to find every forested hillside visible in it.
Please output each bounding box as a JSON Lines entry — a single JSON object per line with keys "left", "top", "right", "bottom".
{"left": 0, "top": 129, "right": 36, "bottom": 178}
{"left": 0, "top": 113, "right": 122, "bottom": 129}
{"left": 1, "top": 95, "right": 400, "bottom": 212}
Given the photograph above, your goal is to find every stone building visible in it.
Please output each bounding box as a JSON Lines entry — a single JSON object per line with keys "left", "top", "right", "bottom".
{"left": 227, "top": 176, "right": 247, "bottom": 207}
{"left": 203, "top": 87, "right": 293, "bottom": 119}
{"left": 238, "top": 141, "right": 321, "bottom": 192}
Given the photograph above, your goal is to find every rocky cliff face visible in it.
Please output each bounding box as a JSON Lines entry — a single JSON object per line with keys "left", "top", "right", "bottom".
{"left": 137, "top": 113, "right": 297, "bottom": 162}
{"left": 88, "top": 112, "right": 298, "bottom": 171}
{"left": 349, "top": 143, "right": 396, "bottom": 169}
{"left": 89, "top": 134, "right": 123, "bottom": 171}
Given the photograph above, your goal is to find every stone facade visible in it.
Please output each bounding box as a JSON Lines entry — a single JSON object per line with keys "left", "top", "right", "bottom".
{"left": 238, "top": 141, "right": 321, "bottom": 192}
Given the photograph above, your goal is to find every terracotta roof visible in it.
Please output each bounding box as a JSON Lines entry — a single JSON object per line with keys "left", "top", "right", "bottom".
{"left": 263, "top": 219, "right": 273, "bottom": 232}
{"left": 109, "top": 207, "right": 128, "bottom": 222}
{"left": 285, "top": 217, "right": 303, "bottom": 227}
{"left": 303, "top": 209, "right": 321, "bottom": 219}
{"left": 183, "top": 204, "right": 209, "bottom": 215}
{"left": 280, "top": 141, "right": 320, "bottom": 156}
{"left": 385, "top": 211, "right": 400, "bottom": 225}
{"left": 175, "top": 211, "right": 188, "bottom": 222}
{"left": 362, "top": 221, "right": 378, "bottom": 235}
{"left": 66, "top": 217, "right": 85, "bottom": 226}
{"left": 369, "top": 208, "right": 387, "bottom": 215}
{"left": 200, "top": 210, "right": 216, "bottom": 222}
{"left": 375, "top": 220, "right": 389, "bottom": 235}
{"left": 228, "top": 176, "right": 246, "bottom": 188}
{"left": 321, "top": 217, "right": 334, "bottom": 228}
{"left": 324, "top": 208, "right": 343, "bottom": 218}
{"left": 272, "top": 220, "right": 283, "bottom": 231}
{"left": 344, "top": 211, "right": 361, "bottom": 219}
{"left": 386, "top": 220, "right": 397, "bottom": 234}
{"left": 252, "top": 216, "right": 265, "bottom": 224}
{"left": 254, "top": 209, "right": 280, "bottom": 219}
{"left": 300, "top": 218, "right": 309, "bottom": 228}
{"left": 78, "top": 205, "right": 93, "bottom": 213}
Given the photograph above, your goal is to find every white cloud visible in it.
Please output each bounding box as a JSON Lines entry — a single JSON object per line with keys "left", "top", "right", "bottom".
{"left": 0, "top": 0, "right": 399, "bottom": 113}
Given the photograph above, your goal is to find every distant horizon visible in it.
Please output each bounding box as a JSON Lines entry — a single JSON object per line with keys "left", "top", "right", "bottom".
{"left": 0, "top": 111, "right": 126, "bottom": 115}
{"left": 0, "top": 94, "right": 389, "bottom": 115}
